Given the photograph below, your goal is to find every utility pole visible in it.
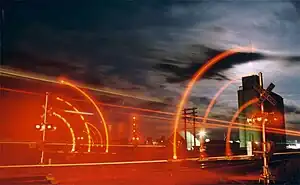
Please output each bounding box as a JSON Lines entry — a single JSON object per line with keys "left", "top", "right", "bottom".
{"left": 192, "top": 108, "right": 197, "bottom": 149}
{"left": 182, "top": 108, "right": 197, "bottom": 150}
{"left": 40, "top": 92, "right": 49, "bottom": 164}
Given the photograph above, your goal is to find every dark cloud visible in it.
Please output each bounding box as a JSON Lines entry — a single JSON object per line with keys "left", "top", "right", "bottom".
{"left": 190, "top": 96, "right": 211, "bottom": 105}
{"left": 285, "top": 104, "right": 300, "bottom": 114}
{"left": 3, "top": 51, "right": 106, "bottom": 86}
{"left": 288, "top": 120, "right": 300, "bottom": 125}
{"left": 154, "top": 45, "right": 264, "bottom": 83}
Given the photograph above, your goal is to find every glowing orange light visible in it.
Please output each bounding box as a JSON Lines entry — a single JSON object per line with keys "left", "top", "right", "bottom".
{"left": 60, "top": 80, "right": 109, "bottom": 153}
{"left": 86, "top": 122, "right": 103, "bottom": 145}
{"left": 35, "top": 124, "right": 41, "bottom": 129}
{"left": 56, "top": 97, "right": 92, "bottom": 152}
{"left": 202, "top": 73, "right": 256, "bottom": 126}
{"left": 2, "top": 87, "right": 299, "bottom": 143}
{"left": 52, "top": 112, "right": 76, "bottom": 152}
{"left": 173, "top": 46, "right": 254, "bottom": 159}
{"left": 1, "top": 87, "right": 259, "bottom": 127}
{"left": 0, "top": 67, "right": 162, "bottom": 103}
{"left": 133, "top": 116, "right": 136, "bottom": 120}
{"left": 226, "top": 98, "right": 259, "bottom": 156}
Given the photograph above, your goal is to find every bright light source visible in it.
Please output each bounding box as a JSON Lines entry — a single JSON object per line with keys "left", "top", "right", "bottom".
{"left": 274, "top": 118, "right": 278, "bottom": 121}
{"left": 53, "top": 126, "right": 57, "bottom": 130}
{"left": 133, "top": 116, "right": 136, "bottom": 120}
{"left": 205, "top": 138, "right": 210, "bottom": 143}
{"left": 132, "top": 137, "right": 136, "bottom": 140}
{"left": 81, "top": 137, "right": 84, "bottom": 140}
{"left": 35, "top": 124, "right": 41, "bottom": 129}
{"left": 229, "top": 140, "right": 233, "bottom": 143}
{"left": 198, "top": 130, "right": 206, "bottom": 137}
{"left": 257, "top": 117, "right": 262, "bottom": 122}
{"left": 47, "top": 125, "right": 52, "bottom": 129}
{"left": 247, "top": 118, "right": 252, "bottom": 123}
{"left": 136, "top": 137, "right": 139, "bottom": 141}
{"left": 255, "top": 141, "right": 259, "bottom": 145}
{"left": 264, "top": 118, "right": 268, "bottom": 121}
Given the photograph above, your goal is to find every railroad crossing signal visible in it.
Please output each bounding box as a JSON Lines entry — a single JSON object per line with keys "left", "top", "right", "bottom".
{"left": 253, "top": 82, "right": 277, "bottom": 106}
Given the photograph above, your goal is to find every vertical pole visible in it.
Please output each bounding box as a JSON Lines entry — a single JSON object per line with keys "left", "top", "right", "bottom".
{"left": 259, "top": 72, "right": 269, "bottom": 184}
{"left": 183, "top": 109, "right": 187, "bottom": 150}
{"left": 262, "top": 119, "right": 268, "bottom": 184}
{"left": 40, "top": 92, "right": 49, "bottom": 164}
{"left": 193, "top": 108, "right": 196, "bottom": 150}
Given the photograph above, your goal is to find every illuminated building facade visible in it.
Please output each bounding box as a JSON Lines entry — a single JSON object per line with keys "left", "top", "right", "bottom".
{"left": 238, "top": 75, "right": 286, "bottom": 150}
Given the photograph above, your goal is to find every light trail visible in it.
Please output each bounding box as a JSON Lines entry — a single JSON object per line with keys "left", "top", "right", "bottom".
{"left": 1, "top": 87, "right": 300, "bottom": 138}
{"left": 0, "top": 141, "right": 165, "bottom": 148}
{"left": 60, "top": 80, "right": 109, "bottom": 153}
{"left": 0, "top": 87, "right": 240, "bottom": 125}
{"left": 202, "top": 74, "right": 255, "bottom": 125}
{"left": 0, "top": 159, "right": 169, "bottom": 169}
{"left": 226, "top": 98, "right": 259, "bottom": 156}
{"left": 56, "top": 97, "right": 92, "bottom": 153}
{"left": 64, "top": 110, "right": 94, "bottom": 116}
{"left": 0, "top": 67, "right": 163, "bottom": 103}
{"left": 52, "top": 112, "right": 76, "bottom": 152}
{"left": 86, "top": 122, "right": 103, "bottom": 145}
{"left": 0, "top": 87, "right": 255, "bottom": 128}
{"left": 173, "top": 46, "right": 254, "bottom": 159}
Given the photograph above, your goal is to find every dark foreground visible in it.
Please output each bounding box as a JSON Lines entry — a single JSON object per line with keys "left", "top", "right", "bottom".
{"left": 1, "top": 156, "right": 300, "bottom": 185}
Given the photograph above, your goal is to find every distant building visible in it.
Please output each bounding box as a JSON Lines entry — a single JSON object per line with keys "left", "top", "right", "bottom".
{"left": 237, "top": 74, "right": 286, "bottom": 150}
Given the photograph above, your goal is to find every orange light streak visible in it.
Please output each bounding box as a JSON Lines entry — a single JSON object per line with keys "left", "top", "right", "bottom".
{"left": 0, "top": 67, "right": 162, "bottom": 103}
{"left": 202, "top": 74, "right": 255, "bottom": 125}
{"left": 56, "top": 97, "right": 92, "bottom": 152}
{"left": 52, "top": 112, "right": 76, "bottom": 152}
{"left": 0, "top": 159, "right": 169, "bottom": 169}
{"left": 0, "top": 87, "right": 236, "bottom": 125}
{"left": 60, "top": 80, "right": 109, "bottom": 153}
{"left": 173, "top": 46, "right": 254, "bottom": 159}
{"left": 86, "top": 122, "right": 104, "bottom": 145}
{"left": 1, "top": 87, "right": 300, "bottom": 137}
{"left": 226, "top": 98, "right": 259, "bottom": 156}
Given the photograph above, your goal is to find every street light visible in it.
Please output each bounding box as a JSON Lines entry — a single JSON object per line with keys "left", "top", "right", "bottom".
{"left": 198, "top": 130, "right": 206, "bottom": 138}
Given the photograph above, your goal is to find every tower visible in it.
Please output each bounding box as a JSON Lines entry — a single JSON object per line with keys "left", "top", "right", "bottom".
{"left": 238, "top": 74, "right": 286, "bottom": 150}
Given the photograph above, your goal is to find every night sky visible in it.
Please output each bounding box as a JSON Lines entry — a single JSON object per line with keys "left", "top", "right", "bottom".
{"left": 2, "top": 0, "right": 300, "bottom": 138}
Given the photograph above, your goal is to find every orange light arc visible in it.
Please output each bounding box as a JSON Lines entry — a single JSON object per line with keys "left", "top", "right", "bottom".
{"left": 56, "top": 97, "right": 92, "bottom": 152}
{"left": 173, "top": 46, "right": 254, "bottom": 159}
{"left": 225, "top": 98, "right": 259, "bottom": 156}
{"left": 60, "top": 80, "right": 109, "bottom": 153}
{"left": 52, "top": 112, "right": 76, "bottom": 152}
{"left": 86, "top": 122, "right": 104, "bottom": 146}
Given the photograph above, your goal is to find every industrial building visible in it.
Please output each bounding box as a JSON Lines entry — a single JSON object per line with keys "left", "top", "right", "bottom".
{"left": 237, "top": 74, "right": 286, "bottom": 151}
